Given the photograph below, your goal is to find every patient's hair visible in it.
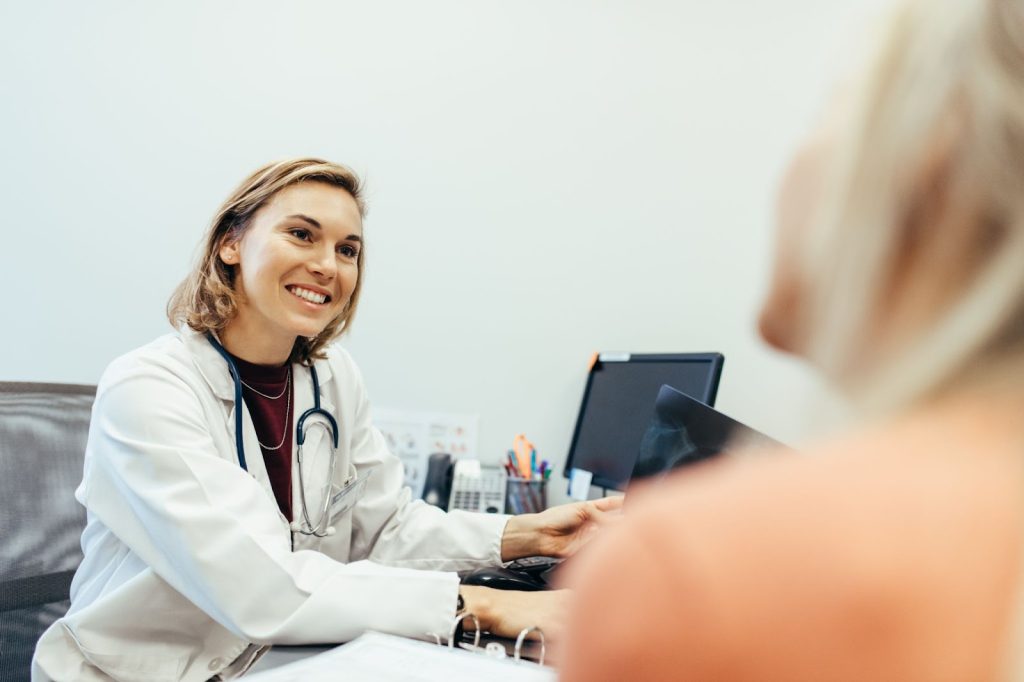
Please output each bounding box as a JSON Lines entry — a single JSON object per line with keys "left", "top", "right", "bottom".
{"left": 799, "top": 0, "right": 1024, "bottom": 412}
{"left": 167, "top": 158, "right": 366, "bottom": 365}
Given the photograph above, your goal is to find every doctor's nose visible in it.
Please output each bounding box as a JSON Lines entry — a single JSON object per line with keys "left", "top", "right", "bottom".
{"left": 308, "top": 248, "right": 337, "bottom": 280}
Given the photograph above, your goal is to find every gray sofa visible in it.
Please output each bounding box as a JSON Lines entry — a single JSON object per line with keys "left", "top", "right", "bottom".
{"left": 0, "top": 382, "right": 94, "bottom": 682}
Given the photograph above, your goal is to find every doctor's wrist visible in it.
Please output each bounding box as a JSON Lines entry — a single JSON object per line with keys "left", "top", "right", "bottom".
{"left": 499, "top": 513, "right": 543, "bottom": 561}
{"left": 458, "top": 586, "right": 495, "bottom": 632}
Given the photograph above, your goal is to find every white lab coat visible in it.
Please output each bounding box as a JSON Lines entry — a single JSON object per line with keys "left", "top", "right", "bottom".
{"left": 32, "top": 330, "right": 509, "bottom": 682}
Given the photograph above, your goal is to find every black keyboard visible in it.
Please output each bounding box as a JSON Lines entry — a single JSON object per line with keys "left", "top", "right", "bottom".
{"left": 505, "top": 556, "right": 562, "bottom": 575}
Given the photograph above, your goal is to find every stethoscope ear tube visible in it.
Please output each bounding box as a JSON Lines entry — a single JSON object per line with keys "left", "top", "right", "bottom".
{"left": 297, "top": 408, "right": 339, "bottom": 447}
{"left": 206, "top": 334, "right": 249, "bottom": 472}
{"left": 298, "top": 361, "right": 339, "bottom": 448}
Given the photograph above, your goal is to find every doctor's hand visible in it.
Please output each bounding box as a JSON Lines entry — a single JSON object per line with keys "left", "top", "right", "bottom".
{"left": 459, "top": 585, "right": 570, "bottom": 642}
{"left": 500, "top": 496, "right": 624, "bottom": 561}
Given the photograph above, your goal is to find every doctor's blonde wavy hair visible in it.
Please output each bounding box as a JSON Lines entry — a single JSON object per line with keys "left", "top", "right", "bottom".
{"left": 167, "top": 158, "right": 367, "bottom": 365}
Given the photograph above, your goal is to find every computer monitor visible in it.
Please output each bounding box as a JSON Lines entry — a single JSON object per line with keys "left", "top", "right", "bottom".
{"left": 631, "top": 384, "right": 784, "bottom": 482}
{"left": 562, "top": 353, "right": 724, "bottom": 491}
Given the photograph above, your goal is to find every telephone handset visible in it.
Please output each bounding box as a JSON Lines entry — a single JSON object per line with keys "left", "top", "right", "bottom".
{"left": 422, "top": 452, "right": 454, "bottom": 510}
{"left": 420, "top": 454, "right": 507, "bottom": 514}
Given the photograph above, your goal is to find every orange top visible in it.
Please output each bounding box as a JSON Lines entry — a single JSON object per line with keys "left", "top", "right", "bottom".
{"left": 559, "top": 397, "right": 1024, "bottom": 681}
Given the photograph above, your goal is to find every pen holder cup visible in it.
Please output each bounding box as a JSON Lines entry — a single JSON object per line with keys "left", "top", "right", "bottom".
{"left": 505, "top": 477, "right": 548, "bottom": 514}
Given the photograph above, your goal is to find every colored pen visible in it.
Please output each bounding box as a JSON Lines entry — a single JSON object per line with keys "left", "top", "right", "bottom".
{"left": 514, "top": 435, "right": 532, "bottom": 479}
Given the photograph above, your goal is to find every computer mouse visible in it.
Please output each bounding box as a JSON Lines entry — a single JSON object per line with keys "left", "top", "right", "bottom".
{"left": 460, "top": 566, "right": 548, "bottom": 592}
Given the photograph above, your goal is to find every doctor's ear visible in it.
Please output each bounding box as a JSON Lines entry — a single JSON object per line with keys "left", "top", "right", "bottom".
{"left": 218, "top": 238, "right": 240, "bottom": 265}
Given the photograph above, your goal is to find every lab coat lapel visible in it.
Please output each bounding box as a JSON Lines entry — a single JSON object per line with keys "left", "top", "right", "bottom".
{"left": 183, "top": 329, "right": 278, "bottom": 506}
{"left": 181, "top": 329, "right": 235, "bottom": 401}
{"left": 236, "top": 403, "right": 275, "bottom": 498}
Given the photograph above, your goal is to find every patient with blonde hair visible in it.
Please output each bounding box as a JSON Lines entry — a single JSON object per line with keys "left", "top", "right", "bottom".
{"left": 561, "top": 0, "right": 1024, "bottom": 679}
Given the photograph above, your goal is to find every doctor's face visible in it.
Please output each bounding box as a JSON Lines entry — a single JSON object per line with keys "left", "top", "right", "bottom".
{"left": 219, "top": 182, "right": 363, "bottom": 357}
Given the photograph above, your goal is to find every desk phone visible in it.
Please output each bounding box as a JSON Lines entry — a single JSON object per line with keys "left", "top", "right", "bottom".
{"left": 448, "top": 460, "right": 507, "bottom": 514}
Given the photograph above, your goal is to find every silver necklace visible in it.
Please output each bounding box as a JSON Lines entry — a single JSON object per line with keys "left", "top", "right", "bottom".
{"left": 254, "top": 379, "right": 292, "bottom": 451}
{"left": 240, "top": 367, "right": 291, "bottom": 400}
{"left": 245, "top": 366, "right": 294, "bottom": 450}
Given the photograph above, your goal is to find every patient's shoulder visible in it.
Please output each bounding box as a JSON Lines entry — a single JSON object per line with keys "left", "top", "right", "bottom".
{"left": 563, "top": 408, "right": 1023, "bottom": 681}
{"left": 630, "top": 414, "right": 1022, "bottom": 597}
{"left": 638, "top": 406, "right": 1021, "bottom": 543}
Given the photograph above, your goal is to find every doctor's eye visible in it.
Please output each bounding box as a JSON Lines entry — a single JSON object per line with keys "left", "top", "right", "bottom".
{"left": 337, "top": 244, "right": 360, "bottom": 259}
{"left": 288, "top": 228, "right": 312, "bottom": 242}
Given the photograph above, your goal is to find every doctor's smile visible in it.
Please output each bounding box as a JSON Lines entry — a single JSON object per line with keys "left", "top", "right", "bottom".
{"left": 285, "top": 285, "right": 331, "bottom": 306}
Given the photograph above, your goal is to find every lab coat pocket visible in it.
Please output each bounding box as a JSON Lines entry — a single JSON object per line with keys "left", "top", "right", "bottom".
{"left": 64, "top": 622, "right": 186, "bottom": 682}
{"left": 327, "top": 464, "right": 376, "bottom": 523}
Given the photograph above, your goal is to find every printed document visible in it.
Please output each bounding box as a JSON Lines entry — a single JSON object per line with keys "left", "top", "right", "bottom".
{"left": 244, "top": 631, "right": 555, "bottom": 682}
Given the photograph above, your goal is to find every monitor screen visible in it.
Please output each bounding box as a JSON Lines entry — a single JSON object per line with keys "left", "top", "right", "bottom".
{"left": 563, "top": 353, "right": 724, "bottom": 491}
{"left": 631, "top": 384, "right": 784, "bottom": 483}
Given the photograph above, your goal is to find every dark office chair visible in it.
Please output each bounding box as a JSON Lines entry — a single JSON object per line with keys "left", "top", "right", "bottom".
{"left": 0, "top": 382, "right": 94, "bottom": 682}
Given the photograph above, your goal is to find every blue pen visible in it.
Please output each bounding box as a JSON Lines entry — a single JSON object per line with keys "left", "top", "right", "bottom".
{"left": 530, "top": 449, "right": 537, "bottom": 479}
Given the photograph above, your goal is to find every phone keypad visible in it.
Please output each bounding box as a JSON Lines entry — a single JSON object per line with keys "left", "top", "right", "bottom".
{"left": 450, "top": 467, "right": 507, "bottom": 513}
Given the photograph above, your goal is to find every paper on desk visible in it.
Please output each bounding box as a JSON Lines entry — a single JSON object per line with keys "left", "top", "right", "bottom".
{"left": 373, "top": 408, "right": 479, "bottom": 499}
{"left": 244, "top": 631, "right": 554, "bottom": 682}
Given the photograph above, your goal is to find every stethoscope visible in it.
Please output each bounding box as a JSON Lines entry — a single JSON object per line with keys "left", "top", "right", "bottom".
{"left": 206, "top": 333, "right": 340, "bottom": 537}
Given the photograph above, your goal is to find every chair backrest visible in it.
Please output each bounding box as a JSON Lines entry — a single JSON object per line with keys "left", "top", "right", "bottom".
{"left": 0, "top": 382, "right": 95, "bottom": 682}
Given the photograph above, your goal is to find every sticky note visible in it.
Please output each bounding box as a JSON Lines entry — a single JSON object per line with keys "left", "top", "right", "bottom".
{"left": 568, "top": 468, "right": 593, "bottom": 501}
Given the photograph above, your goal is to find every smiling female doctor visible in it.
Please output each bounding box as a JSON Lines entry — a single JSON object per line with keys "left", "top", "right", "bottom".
{"left": 32, "top": 158, "right": 620, "bottom": 682}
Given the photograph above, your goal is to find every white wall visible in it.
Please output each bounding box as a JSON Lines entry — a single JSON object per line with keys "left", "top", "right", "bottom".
{"left": 1, "top": 0, "right": 885, "bottom": 504}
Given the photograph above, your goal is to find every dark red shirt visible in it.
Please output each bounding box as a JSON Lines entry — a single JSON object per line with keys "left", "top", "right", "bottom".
{"left": 230, "top": 354, "right": 293, "bottom": 522}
